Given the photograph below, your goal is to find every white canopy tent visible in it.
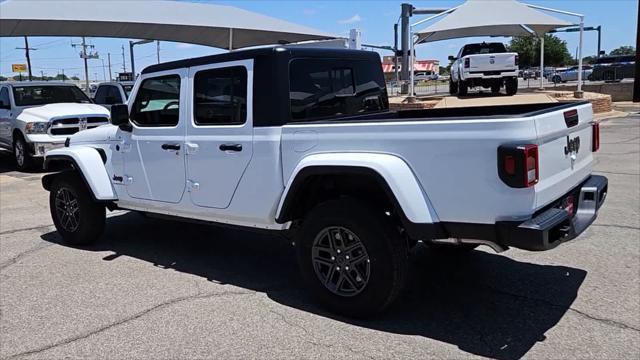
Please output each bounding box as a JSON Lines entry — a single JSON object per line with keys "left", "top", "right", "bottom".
{"left": 0, "top": 0, "right": 334, "bottom": 49}
{"left": 411, "top": 0, "right": 584, "bottom": 97}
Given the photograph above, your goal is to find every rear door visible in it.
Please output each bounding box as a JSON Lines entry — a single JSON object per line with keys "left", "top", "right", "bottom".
{"left": 123, "top": 70, "right": 187, "bottom": 203}
{"left": 185, "top": 60, "right": 253, "bottom": 209}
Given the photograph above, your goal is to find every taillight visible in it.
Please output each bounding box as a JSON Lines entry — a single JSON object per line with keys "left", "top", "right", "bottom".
{"left": 515, "top": 55, "right": 519, "bottom": 66}
{"left": 498, "top": 144, "right": 539, "bottom": 188}
{"left": 464, "top": 58, "right": 470, "bottom": 68}
{"left": 592, "top": 122, "right": 600, "bottom": 152}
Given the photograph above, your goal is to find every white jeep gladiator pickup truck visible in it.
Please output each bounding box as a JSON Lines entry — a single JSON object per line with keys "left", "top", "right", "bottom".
{"left": 0, "top": 82, "right": 110, "bottom": 170}
{"left": 41, "top": 47, "right": 607, "bottom": 317}
{"left": 449, "top": 42, "right": 519, "bottom": 96}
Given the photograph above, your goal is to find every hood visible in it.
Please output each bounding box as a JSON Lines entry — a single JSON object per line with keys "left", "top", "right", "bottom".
{"left": 70, "top": 124, "right": 120, "bottom": 144}
{"left": 19, "top": 103, "right": 110, "bottom": 122}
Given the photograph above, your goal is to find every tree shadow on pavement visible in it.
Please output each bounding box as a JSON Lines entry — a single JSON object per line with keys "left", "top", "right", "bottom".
{"left": 40, "top": 211, "right": 587, "bottom": 360}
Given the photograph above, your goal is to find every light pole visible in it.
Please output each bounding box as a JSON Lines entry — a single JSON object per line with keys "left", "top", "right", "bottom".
{"left": 129, "top": 39, "right": 154, "bottom": 78}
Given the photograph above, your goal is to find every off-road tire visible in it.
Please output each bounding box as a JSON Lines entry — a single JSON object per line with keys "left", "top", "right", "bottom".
{"left": 449, "top": 80, "right": 458, "bottom": 95}
{"left": 296, "top": 198, "right": 408, "bottom": 317}
{"left": 49, "top": 173, "right": 105, "bottom": 246}
{"left": 13, "top": 133, "right": 33, "bottom": 171}
{"left": 458, "top": 80, "right": 468, "bottom": 96}
{"left": 505, "top": 77, "right": 518, "bottom": 96}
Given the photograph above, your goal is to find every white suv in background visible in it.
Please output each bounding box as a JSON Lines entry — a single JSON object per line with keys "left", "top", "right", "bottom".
{"left": 0, "top": 82, "right": 110, "bottom": 170}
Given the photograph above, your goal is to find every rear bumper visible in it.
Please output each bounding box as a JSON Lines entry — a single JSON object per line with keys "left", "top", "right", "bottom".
{"left": 463, "top": 70, "right": 518, "bottom": 79}
{"left": 409, "top": 175, "right": 608, "bottom": 251}
{"left": 497, "top": 175, "right": 608, "bottom": 250}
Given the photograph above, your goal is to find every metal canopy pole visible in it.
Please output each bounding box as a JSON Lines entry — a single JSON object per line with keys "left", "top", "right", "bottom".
{"left": 525, "top": 3, "right": 584, "bottom": 98}
{"left": 539, "top": 35, "right": 545, "bottom": 90}
{"left": 576, "top": 17, "right": 584, "bottom": 97}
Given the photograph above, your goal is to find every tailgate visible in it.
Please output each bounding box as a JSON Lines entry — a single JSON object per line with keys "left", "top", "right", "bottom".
{"left": 534, "top": 103, "right": 595, "bottom": 209}
{"left": 467, "top": 53, "right": 517, "bottom": 71}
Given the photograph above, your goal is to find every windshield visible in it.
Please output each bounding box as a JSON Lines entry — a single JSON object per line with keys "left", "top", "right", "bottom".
{"left": 12, "top": 86, "right": 91, "bottom": 106}
{"left": 462, "top": 43, "right": 507, "bottom": 56}
{"left": 122, "top": 85, "right": 134, "bottom": 99}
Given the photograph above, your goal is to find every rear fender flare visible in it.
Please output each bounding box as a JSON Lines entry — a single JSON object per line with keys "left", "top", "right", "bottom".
{"left": 43, "top": 146, "right": 117, "bottom": 201}
{"left": 276, "top": 153, "right": 439, "bottom": 224}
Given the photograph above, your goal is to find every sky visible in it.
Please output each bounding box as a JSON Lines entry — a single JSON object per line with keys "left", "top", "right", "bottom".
{"left": 0, "top": 0, "right": 637, "bottom": 80}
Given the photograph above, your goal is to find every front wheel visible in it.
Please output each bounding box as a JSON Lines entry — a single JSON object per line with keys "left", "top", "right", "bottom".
{"left": 13, "top": 134, "right": 33, "bottom": 171}
{"left": 296, "top": 198, "right": 408, "bottom": 317}
{"left": 50, "top": 173, "right": 105, "bottom": 246}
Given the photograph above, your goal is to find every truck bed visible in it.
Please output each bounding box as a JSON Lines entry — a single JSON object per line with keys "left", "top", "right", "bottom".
{"left": 294, "top": 102, "right": 588, "bottom": 124}
{"left": 281, "top": 101, "right": 595, "bottom": 225}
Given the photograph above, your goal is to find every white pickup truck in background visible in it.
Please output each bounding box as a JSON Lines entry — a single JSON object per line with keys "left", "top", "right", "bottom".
{"left": 449, "top": 42, "right": 519, "bottom": 96}
{"left": 0, "top": 82, "right": 110, "bottom": 170}
{"left": 41, "top": 47, "right": 607, "bottom": 317}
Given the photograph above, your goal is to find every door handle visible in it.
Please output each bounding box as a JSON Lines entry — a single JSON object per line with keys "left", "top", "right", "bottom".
{"left": 219, "top": 143, "right": 242, "bottom": 152}
{"left": 161, "top": 143, "right": 181, "bottom": 151}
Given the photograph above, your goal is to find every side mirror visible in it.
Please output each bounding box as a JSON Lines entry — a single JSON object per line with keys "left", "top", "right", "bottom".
{"left": 448, "top": 55, "right": 456, "bottom": 61}
{"left": 110, "top": 104, "right": 130, "bottom": 129}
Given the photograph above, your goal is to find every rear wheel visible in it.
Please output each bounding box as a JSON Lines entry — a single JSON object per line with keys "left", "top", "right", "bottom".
{"left": 505, "top": 77, "right": 518, "bottom": 96}
{"left": 13, "top": 134, "right": 33, "bottom": 171}
{"left": 552, "top": 75, "right": 561, "bottom": 84}
{"left": 449, "top": 80, "right": 458, "bottom": 95}
{"left": 50, "top": 173, "right": 105, "bottom": 246}
{"left": 296, "top": 198, "right": 408, "bottom": 317}
{"left": 458, "top": 80, "right": 468, "bottom": 96}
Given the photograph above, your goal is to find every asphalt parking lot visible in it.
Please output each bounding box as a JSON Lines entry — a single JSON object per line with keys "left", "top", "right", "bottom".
{"left": 1, "top": 114, "right": 639, "bottom": 359}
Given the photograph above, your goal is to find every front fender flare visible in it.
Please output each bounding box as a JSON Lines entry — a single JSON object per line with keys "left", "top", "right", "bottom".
{"left": 276, "top": 153, "right": 439, "bottom": 224}
{"left": 43, "top": 146, "right": 117, "bottom": 201}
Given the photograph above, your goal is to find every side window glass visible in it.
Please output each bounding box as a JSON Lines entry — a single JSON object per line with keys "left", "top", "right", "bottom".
{"left": 130, "top": 75, "right": 181, "bottom": 127}
{"left": 289, "top": 59, "right": 387, "bottom": 122}
{"left": 193, "top": 66, "right": 247, "bottom": 125}
{"left": 0, "top": 88, "right": 10, "bottom": 108}
{"left": 94, "top": 86, "right": 108, "bottom": 104}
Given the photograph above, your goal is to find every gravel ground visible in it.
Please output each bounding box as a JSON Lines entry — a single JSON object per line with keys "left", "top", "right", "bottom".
{"left": 0, "top": 114, "right": 638, "bottom": 359}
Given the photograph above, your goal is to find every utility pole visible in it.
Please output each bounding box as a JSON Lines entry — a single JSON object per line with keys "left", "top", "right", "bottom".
{"left": 121, "top": 45, "right": 127, "bottom": 72}
{"left": 61, "top": 69, "right": 65, "bottom": 82}
{"left": 157, "top": 40, "right": 160, "bottom": 64}
{"left": 72, "top": 36, "right": 98, "bottom": 92}
{"left": 107, "top": 53, "right": 112, "bottom": 81}
{"left": 15, "top": 36, "right": 36, "bottom": 81}
{"left": 101, "top": 59, "right": 107, "bottom": 81}
{"left": 40, "top": 70, "right": 44, "bottom": 80}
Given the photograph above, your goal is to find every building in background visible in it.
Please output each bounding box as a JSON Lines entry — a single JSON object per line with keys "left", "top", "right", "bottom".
{"left": 381, "top": 56, "right": 439, "bottom": 82}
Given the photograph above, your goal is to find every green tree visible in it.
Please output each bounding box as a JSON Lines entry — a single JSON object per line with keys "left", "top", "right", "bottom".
{"left": 508, "top": 34, "right": 573, "bottom": 67}
{"left": 609, "top": 46, "right": 635, "bottom": 56}
{"left": 70, "top": 76, "right": 80, "bottom": 80}
{"left": 0, "top": 76, "right": 7, "bottom": 82}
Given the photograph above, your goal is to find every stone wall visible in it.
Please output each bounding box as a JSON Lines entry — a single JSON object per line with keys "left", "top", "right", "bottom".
{"left": 548, "top": 81, "right": 633, "bottom": 102}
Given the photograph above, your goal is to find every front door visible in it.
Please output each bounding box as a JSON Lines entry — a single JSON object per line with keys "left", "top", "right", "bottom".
{"left": 186, "top": 60, "right": 253, "bottom": 209}
{"left": 123, "top": 70, "right": 187, "bottom": 203}
{"left": 0, "top": 87, "right": 12, "bottom": 146}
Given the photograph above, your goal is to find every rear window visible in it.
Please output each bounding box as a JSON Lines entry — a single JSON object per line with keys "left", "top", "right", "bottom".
{"left": 289, "top": 59, "right": 388, "bottom": 122}
{"left": 461, "top": 43, "right": 507, "bottom": 56}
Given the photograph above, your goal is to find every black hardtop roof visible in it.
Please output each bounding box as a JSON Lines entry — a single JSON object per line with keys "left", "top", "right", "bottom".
{"left": 142, "top": 46, "right": 381, "bottom": 74}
